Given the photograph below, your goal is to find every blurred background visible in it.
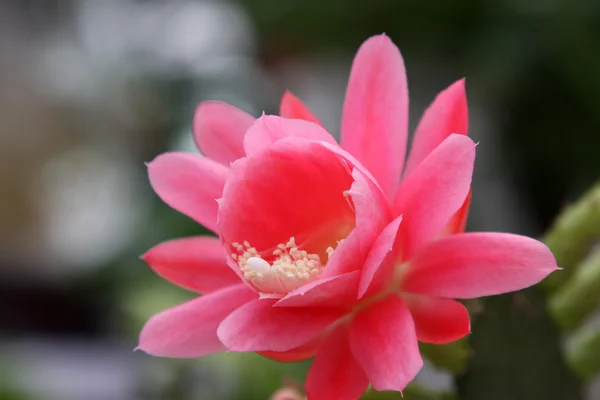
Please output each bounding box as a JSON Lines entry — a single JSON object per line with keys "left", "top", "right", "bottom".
{"left": 1, "top": 0, "right": 600, "bottom": 399}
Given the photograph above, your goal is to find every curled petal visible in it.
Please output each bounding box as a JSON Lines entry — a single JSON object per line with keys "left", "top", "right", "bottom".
{"left": 404, "top": 79, "right": 468, "bottom": 176}
{"left": 403, "top": 294, "right": 471, "bottom": 344}
{"left": 137, "top": 284, "right": 256, "bottom": 358}
{"left": 217, "top": 298, "right": 346, "bottom": 352}
{"left": 243, "top": 115, "right": 336, "bottom": 158}
{"left": 350, "top": 295, "right": 423, "bottom": 392}
{"left": 193, "top": 101, "right": 254, "bottom": 165}
{"left": 401, "top": 232, "right": 560, "bottom": 299}
{"left": 279, "top": 91, "right": 324, "bottom": 127}
{"left": 341, "top": 34, "right": 409, "bottom": 200}
{"left": 306, "top": 325, "right": 369, "bottom": 400}
{"left": 148, "top": 152, "right": 228, "bottom": 233}
{"left": 393, "top": 134, "right": 476, "bottom": 259}
{"left": 142, "top": 236, "right": 239, "bottom": 293}
{"left": 219, "top": 137, "right": 356, "bottom": 253}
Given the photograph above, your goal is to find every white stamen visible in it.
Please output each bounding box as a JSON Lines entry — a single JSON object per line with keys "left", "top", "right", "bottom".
{"left": 232, "top": 237, "right": 344, "bottom": 295}
{"left": 246, "top": 257, "right": 271, "bottom": 274}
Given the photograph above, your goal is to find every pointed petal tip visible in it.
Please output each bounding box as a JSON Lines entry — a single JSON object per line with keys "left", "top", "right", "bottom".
{"left": 281, "top": 90, "right": 294, "bottom": 100}
{"left": 370, "top": 32, "right": 391, "bottom": 42}
{"left": 360, "top": 33, "right": 399, "bottom": 53}
{"left": 145, "top": 157, "right": 157, "bottom": 169}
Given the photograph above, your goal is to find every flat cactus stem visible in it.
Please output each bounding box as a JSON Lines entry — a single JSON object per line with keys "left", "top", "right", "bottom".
{"left": 419, "top": 339, "right": 471, "bottom": 375}
{"left": 457, "top": 287, "right": 582, "bottom": 400}
{"left": 567, "top": 327, "right": 600, "bottom": 380}
{"left": 549, "top": 249, "right": 600, "bottom": 330}
{"left": 542, "top": 181, "right": 600, "bottom": 293}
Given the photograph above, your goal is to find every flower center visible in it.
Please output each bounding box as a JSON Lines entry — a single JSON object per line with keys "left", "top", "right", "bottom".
{"left": 231, "top": 237, "right": 342, "bottom": 295}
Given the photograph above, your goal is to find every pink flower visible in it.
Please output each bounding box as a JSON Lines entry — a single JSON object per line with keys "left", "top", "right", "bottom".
{"left": 270, "top": 387, "right": 306, "bottom": 400}
{"left": 138, "top": 34, "right": 558, "bottom": 399}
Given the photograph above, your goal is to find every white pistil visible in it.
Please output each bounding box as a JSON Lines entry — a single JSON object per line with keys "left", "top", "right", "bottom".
{"left": 246, "top": 257, "right": 271, "bottom": 275}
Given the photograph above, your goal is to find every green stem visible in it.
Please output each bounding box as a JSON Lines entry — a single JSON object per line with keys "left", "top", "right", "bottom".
{"left": 419, "top": 339, "right": 471, "bottom": 375}
{"left": 549, "top": 249, "right": 600, "bottom": 330}
{"left": 542, "top": 181, "right": 600, "bottom": 293}
{"left": 567, "top": 327, "right": 600, "bottom": 380}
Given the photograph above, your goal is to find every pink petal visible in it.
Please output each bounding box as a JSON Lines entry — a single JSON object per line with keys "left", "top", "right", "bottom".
{"left": 217, "top": 299, "right": 346, "bottom": 352}
{"left": 305, "top": 325, "right": 369, "bottom": 400}
{"left": 141, "top": 236, "right": 239, "bottom": 293}
{"left": 137, "top": 284, "right": 256, "bottom": 358}
{"left": 358, "top": 215, "right": 403, "bottom": 298}
{"left": 341, "top": 34, "right": 409, "bottom": 200}
{"left": 279, "top": 91, "right": 324, "bottom": 127}
{"left": 349, "top": 295, "right": 423, "bottom": 392}
{"left": 321, "top": 168, "right": 392, "bottom": 278}
{"left": 219, "top": 137, "right": 355, "bottom": 254}
{"left": 259, "top": 334, "right": 325, "bottom": 362}
{"left": 275, "top": 271, "right": 360, "bottom": 308}
{"left": 148, "top": 152, "right": 228, "bottom": 233}
{"left": 403, "top": 295, "right": 471, "bottom": 344}
{"left": 392, "top": 134, "right": 476, "bottom": 259}
{"left": 401, "top": 232, "right": 560, "bottom": 299}
{"left": 243, "top": 115, "right": 337, "bottom": 158}
{"left": 441, "top": 189, "right": 472, "bottom": 236}
{"left": 193, "top": 101, "right": 254, "bottom": 165}
{"left": 271, "top": 388, "right": 305, "bottom": 400}
{"left": 404, "top": 79, "right": 469, "bottom": 177}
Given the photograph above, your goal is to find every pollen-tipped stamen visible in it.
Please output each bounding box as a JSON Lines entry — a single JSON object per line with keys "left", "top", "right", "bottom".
{"left": 232, "top": 237, "right": 339, "bottom": 295}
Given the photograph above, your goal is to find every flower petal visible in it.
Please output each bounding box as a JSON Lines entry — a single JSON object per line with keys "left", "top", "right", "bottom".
{"left": 305, "top": 325, "right": 369, "bottom": 400}
{"left": 219, "top": 138, "right": 355, "bottom": 253}
{"left": 259, "top": 334, "right": 325, "bottom": 362}
{"left": 243, "top": 115, "right": 337, "bottom": 158}
{"left": 322, "top": 168, "right": 392, "bottom": 278}
{"left": 279, "top": 91, "right": 324, "bottom": 127}
{"left": 142, "top": 236, "right": 239, "bottom": 293}
{"left": 275, "top": 271, "right": 360, "bottom": 308}
{"left": 341, "top": 34, "right": 409, "bottom": 200}
{"left": 442, "top": 189, "right": 472, "bottom": 236}
{"left": 392, "top": 134, "right": 476, "bottom": 259}
{"left": 350, "top": 295, "right": 423, "bottom": 392}
{"left": 217, "top": 299, "right": 346, "bottom": 352}
{"left": 358, "top": 215, "right": 403, "bottom": 299}
{"left": 148, "top": 152, "right": 228, "bottom": 233}
{"left": 404, "top": 79, "right": 468, "bottom": 177}
{"left": 193, "top": 101, "right": 254, "bottom": 165}
{"left": 137, "top": 284, "right": 256, "bottom": 358}
{"left": 403, "top": 295, "right": 471, "bottom": 344}
{"left": 401, "top": 232, "right": 560, "bottom": 299}
{"left": 271, "top": 388, "right": 305, "bottom": 400}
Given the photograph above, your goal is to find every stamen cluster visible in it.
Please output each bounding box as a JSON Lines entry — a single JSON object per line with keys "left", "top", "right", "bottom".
{"left": 232, "top": 237, "right": 335, "bottom": 294}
